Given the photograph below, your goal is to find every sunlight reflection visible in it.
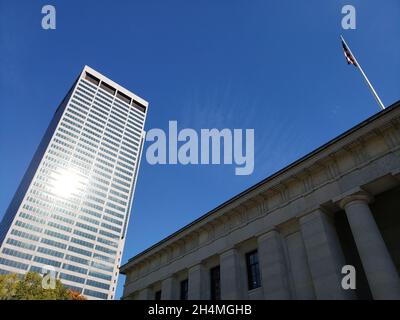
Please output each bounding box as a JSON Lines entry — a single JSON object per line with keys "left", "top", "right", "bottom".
{"left": 52, "top": 168, "right": 86, "bottom": 198}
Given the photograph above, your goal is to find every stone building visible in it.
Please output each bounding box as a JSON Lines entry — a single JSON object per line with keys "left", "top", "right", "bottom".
{"left": 121, "top": 101, "right": 400, "bottom": 300}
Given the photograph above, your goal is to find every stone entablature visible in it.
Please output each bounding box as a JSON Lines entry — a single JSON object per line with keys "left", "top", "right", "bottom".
{"left": 120, "top": 102, "right": 400, "bottom": 299}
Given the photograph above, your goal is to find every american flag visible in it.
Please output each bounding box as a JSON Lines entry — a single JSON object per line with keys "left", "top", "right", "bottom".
{"left": 341, "top": 40, "right": 357, "bottom": 67}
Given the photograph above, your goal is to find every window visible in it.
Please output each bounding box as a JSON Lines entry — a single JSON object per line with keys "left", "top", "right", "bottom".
{"left": 89, "top": 271, "right": 112, "bottom": 282}
{"left": 2, "top": 248, "right": 32, "bottom": 261}
{"left": 104, "top": 208, "right": 124, "bottom": 220}
{"left": 132, "top": 102, "right": 146, "bottom": 113}
{"left": 68, "top": 245, "right": 92, "bottom": 257}
{"left": 94, "top": 245, "right": 116, "bottom": 256}
{"left": 71, "top": 237, "right": 95, "bottom": 249}
{"left": 101, "top": 222, "right": 121, "bottom": 233}
{"left": 96, "top": 236, "right": 118, "bottom": 248}
{"left": 66, "top": 254, "right": 89, "bottom": 266}
{"left": 60, "top": 272, "right": 85, "bottom": 284}
{"left": 100, "top": 81, "right": 116, "bottom": 96}
{"left": 246, "top": 250, "right": 261, "bottom": 290}
{"left": 93, "top": 253, "right": 114, "bottom": 264}
{"left": 210, "top": 266, "right": 220, "bottom": 300}
{"left": 63, "top": 263, "right": 88, "bottom": 275}
{"left": 86, "top": 279, "right": 110, "bottom": 290}
{"left": 44, "top": 229, "right": 69, "bottom": 241}
{"left": 65, "top": 284, "right": 83, "bottom": 294}
{"left": 0, "top": 257, "right": 28, "bottom": 270}
{"left": 85, "top": 72, "right": 100, "bottom": 86}
{"left": 116, "top": 91, "right": 131, "bottom": 105}
{"left": 103, "top": 217, "right": 123, "bottom": 229}
{"left": 41, "top": 238, "right": 67, "bottom": 250}
{"left": 99, "top": 229, "right": 119, "bottom": 240}
{"left": 37, "top": 247, "right": 64, "bottom": 259}
{"left": 154, "top": 290, "right": 162, "bottom": 301}
{"left": 91, "top": 261, "right": 113, "bottom": 272}
{"left": 78, "top": 215, "right": 100, "bottom": 226}
{"left": 11, "top": 229, "right": 39, "bottom": 242}
{"left": 33, "top": 256, "right": 61, "bottom": 268}
{"left": 74, "top": 229, "right": 96, "bottom": 241}
{"left": 180, "top": 279, "right": 188, "bottom": 300}
{"left": 6, "top": 238, "right": 36, "bottom": 251}
{"left": 84, "top": 289, "right": 108, "bottom": 299}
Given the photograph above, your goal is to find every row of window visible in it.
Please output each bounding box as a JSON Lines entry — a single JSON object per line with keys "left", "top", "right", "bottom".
{"left": 11, "top": 216, "right": 118, "bottom": 256}
{"left": 1, "top": 235, "right": 112, "bottom": 284}
{"left": 50, "top": 132, "right": 137, "bottom": 185}
{"left": 87, "top": 87, "right": 144, "bottom": 124}
{"left": 51, "top": 127, "right": 137, "bottom": 189}
{"left": 13, "top": 214, "right": 118, "bottom": 254}
{"left": 70, "top": 86, "right": 143, "bottom": 141}
{"left": 80, "top": 77, "right": 145, "bottom": 120}
{"left": 27, "top": 178, "right": 126, "bottom": 231}
{"left": 59, "top": 271, "right": 110, "bottom": 292}
{"left": 12, "top": 214, "right": 119, "bottom": 254}
{"left": 70, "top": 90, "right": 141, "bottom": 143}
{"left": 152, "top": 250, "right": 260, "bottom": 300}
{"left": 1, "top": 248, "right": 113, "bottom": 278}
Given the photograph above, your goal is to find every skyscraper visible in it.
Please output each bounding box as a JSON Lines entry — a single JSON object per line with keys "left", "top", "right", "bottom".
{"left": 0, "top": 66, "right": 148, "bottom": 300}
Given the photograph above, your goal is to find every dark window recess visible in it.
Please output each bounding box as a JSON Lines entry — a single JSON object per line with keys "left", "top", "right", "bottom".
{"left": 246, "top": 250, "right": 261, "bottom": 290}
{"left": 180, "top": 279, "right": 189, "bottom": 300}
{"left": 154, "top": 290, "right": 162, "bottom": 300}
{"left": 210, "top": 266, "right": 221, "bottom": 300}
{"left": 116, "top": 91, "right": 132, "bottom": 104}
{"left": 85, "top": 72, "right": 100, "bottom": 86}
{"left": 100, "top": 81, "right": 116, "bottom": 96}
{"left": 132, "top": 102, "right": 146, "bottom": 113}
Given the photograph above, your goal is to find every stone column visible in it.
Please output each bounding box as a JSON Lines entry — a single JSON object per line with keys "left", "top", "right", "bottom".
{"left": 138, "top": 287, "right": 153, "bottom": 300}
{"left": 285, "top": 230, "right": 315, "bottom": 299}
{"left": 188, "top": 263, "right": 208, "bottom": 300}
{"left": 220, "top": 248, "right": 243, "bottom": 299}
{"left": 340, "top": 192, "right": 400, "bottom": 299}
{"left": 258, "top": 230, "right": 291, "bottom": 299}
{"left": 161, "top": 276, "right": 179, "bottom": 300}
{"left": 299, "top": 208, "right": 351, "bottom": 299}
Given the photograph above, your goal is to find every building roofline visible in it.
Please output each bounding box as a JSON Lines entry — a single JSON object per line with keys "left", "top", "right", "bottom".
{"left": 120, "top": 99, "right": 400, "bottom": 273}
{"left": 82, "top": 65, "right": 149, "bottom": 107}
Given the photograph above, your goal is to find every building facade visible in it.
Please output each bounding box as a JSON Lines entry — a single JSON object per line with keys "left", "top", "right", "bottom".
{"left": 121, "top": 101, "right": 400, "bottom": 300}
{"left": 0, "top": 66, "right": 148, "bottom": 300}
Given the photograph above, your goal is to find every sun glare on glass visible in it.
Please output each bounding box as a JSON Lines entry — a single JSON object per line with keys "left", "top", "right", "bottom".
{"left": 52, "top": 169, "right": 84, "bottom": 198}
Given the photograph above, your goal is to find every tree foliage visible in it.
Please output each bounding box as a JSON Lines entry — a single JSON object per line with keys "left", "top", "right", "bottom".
{"left": 0, "top": 272, "right": 86, "bottom": 300}
{"left": 67, "top": 289, "right": 87, "bottom": 300}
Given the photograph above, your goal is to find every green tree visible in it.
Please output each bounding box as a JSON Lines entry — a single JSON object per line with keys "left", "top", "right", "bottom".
{"left": 0, "top": 272, "right": 80, "bottom": 300}
{"left": 0, "top": 273, "right": 19, "bottom": 299}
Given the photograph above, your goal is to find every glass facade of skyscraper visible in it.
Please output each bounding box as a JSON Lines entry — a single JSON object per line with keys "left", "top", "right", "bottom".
{"left": 0, "top": 66, "right": 148, "bottom": 300}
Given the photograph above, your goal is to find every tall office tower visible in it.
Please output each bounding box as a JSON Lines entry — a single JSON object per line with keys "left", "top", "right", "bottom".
{"left": 0, "top": 66, "right": 148, "bottom": 300}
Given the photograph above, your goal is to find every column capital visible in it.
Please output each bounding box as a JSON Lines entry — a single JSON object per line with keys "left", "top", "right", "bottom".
{"left": 338, "top": 191, "right": 372, "bottom": 209}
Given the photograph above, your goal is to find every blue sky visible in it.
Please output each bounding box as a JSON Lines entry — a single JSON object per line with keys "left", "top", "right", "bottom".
{"left": 0, "top": 0, "right": 399, "bottom": 299}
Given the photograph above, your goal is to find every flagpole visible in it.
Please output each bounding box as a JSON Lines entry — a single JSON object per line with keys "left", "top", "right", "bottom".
{"left": 340, "top": 35, "right": 385, "bottom": 111}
